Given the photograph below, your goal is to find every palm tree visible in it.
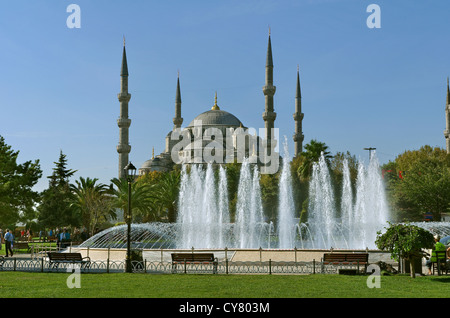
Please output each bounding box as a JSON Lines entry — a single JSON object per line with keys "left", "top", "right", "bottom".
{"left": 151, "top": 170, "right": 180, "bottom": 222}
{"left": 71, "top": 177, "right": 115, "bottom": 236}
{"left": 297, "top": 139, "right": 332, "bottom": 179}
{"left": 109, "top": 177, "right": 155, "bottom": 222}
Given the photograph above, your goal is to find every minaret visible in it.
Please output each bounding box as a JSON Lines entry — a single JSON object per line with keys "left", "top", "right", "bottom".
{"left": 173, "top": 72, "right": 183, "bottom": 130}
{"left": 262, "top": 30, "right": 276, "bottom": 155}
{"left": 445, "top": 77, "right": 450, "bottom": 154}
{"left": 117, "top": 40, "right": 132, "bottom": 179}
{"left": 293, "top": 66, "right": 304, "bottom": 156}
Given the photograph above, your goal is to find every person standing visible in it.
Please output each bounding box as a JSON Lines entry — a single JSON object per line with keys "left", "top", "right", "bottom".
{"left": 0, "top": 228, "right": 3, "bottom": 250}
{"left": 4, "top": 229, "right": 13, "bottom": 257}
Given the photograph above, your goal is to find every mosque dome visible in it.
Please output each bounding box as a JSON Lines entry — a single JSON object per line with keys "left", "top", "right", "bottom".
{"left": 139, "top": 148, "right": 172, "bottom": 174}
{"left": 140, "top": 159, "right": 153, "bottom": 169}
{"left": 188, "top": 109, "right": 243, "bottom": 128}
{"left": 187, "top": 93, "right": 243, "bottom": 128}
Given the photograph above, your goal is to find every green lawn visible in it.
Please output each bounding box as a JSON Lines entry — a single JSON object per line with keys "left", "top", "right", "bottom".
{"left": 0, "top": 241, "right": 57, "bottom": 255}
{"left": 0, "top": 272, "right": 449, "bottom": 298}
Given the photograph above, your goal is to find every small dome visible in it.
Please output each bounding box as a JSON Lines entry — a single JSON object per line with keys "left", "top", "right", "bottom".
{"left": 140, "top": 159, "right": 153, "bottom": 169}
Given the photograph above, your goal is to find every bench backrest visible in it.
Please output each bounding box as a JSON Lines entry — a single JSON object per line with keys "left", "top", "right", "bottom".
{"left": 64, "top": 253, "right": 83, "bottom": 261}
{"left": 171, "top": 253, "right": 215, "bottom": 262}
{"left": 48, "top": 252, "right": 83, "bottom": 261}
{"left": 13, "top": 242, "right": 29, "bottom": 248}
{"left": 323, "top": 253, "right": 369, "bottom": 263}
{"left": 48, "top": 252, "right": 67, "bottom": 261}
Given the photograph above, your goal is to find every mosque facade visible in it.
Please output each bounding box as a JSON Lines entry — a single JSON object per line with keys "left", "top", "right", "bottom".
{"left": 116, "top": 33, "right": 305, "bottom": 177}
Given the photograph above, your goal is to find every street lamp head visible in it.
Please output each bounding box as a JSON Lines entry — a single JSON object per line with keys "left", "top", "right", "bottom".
{"left": 124, "top": 162, "right": 137, "bottom": 180}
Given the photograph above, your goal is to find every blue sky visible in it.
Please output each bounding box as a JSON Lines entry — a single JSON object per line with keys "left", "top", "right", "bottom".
{"left": 1, "top": 0, "right": 449, "bottom": 192}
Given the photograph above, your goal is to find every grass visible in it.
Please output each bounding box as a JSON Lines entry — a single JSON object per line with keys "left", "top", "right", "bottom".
{"left": 0, "top": 240, "right": 57, "bottom": 255}
{"left": 1, "top": 272, "right": 449, "bottom": 298}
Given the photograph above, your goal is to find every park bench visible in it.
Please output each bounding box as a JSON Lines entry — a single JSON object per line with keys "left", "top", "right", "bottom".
{"left": 47, "top": 252, "right": 91, "bottom": 270}
{"left": 0, "top": 256, "right": 4, "bottom": 269}
{"left": 12, "top": 242, "right": 31, "bottom": 253}
{"left": 322, "top": 253, "right": 369, "bottom": 273}
{"left": 171, "top": 253, "right": 218, "bottom": 274}
{"left": 431, "top": 250, "right": 449, "bottom": 276}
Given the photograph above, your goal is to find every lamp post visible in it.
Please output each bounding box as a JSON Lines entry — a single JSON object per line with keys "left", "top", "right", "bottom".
{"left": 124, "top": 162, "right": 136, "bottom": 273}
{"left": 363, "top": 147, "right": 376, "bottom": 160}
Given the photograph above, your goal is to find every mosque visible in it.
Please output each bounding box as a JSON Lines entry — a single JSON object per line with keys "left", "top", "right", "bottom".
{"left": 116, "top": 33, "right": 305, "bottom": 179}
{"left": 115, "top": 32, "right": 450, "bottom": 178}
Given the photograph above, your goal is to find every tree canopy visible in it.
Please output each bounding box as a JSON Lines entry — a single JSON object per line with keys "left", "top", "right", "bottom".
{"left": 375, "top": 222, "right": 435, "bottom": 278}
{"left": 38, "top": 151, "right": 78, "bottom": 228}
{"left": 382, "top": 146, "right": 450, "bottom": 221}
{"left": 70, "top": 177, "right": 116, "bottom": 236}
{"left": 0, "top": 136, "right": 42, "bottom": 227}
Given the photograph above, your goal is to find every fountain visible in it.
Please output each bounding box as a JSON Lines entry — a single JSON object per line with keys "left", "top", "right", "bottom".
{"left": 234, "top": 159, "right": 266, "bottom": 248}
{"left": 277, "top": 137, "right": 296, "bottom": 248}
{"left": 79, "top": 222, "right": 178, "bottom": 249}
{"left": 80, "top": 144, "right": 394, "bottom": 251}
{"left": 176, "top": 164, "right": 231, "bottom": 248}
{"left": 407, "top": 222, "right": 450, "bottom": 238}
{"left": 308, "top": 153, "right": 338, "bottom": 249}
{"left": 305, "top": 152, "right": 391, "bottom": 249}
{"left": 351, "top": 154, "right": 390, "bottom": 249}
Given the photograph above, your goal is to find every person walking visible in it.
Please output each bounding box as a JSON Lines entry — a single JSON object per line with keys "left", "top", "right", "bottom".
{"left": 4, "top": 229, "right": 14, "bottom": 257}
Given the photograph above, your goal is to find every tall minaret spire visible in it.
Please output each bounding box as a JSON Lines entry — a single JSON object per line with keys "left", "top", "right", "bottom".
{"left": 262, "top": 30, "right": 277, "bottom": 155}
{"left": 173, "top": 71, "right": 183, "bottom": 129}
{"left": 117, "top": 40, "right": 132, "bottom": 179}
{"left": 445, "top": 77, "right": 450, "bottom": 154}
{"left": 293, "top": 66, "right": 304, "bottom": 157}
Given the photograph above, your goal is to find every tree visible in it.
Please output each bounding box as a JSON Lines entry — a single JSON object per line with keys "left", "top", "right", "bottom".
{"left": 109, "top": 177, "right": 154, "bottom": 222}
{"left": 383, "top": 146, "right": 450, "bottom": 221}
{"left": 137, "top": 170, "right": 181, "bottom": 222}
{"left": 0, "top": 136, "right": 42, "bottom": 227}
{"left": 375, "top": 222, "right": 435, "bottom": 278}
{"left": 396, "top": 158, "right": 450, "bottom": 221}
{"left": 290, "top": 156, "right": 308, "bottom": 222}
{"left": 0, "top": 137, "right": 42, "bottom": 227}
{"left": 150, "top": 170, "right": 180, "bottom": 222}
{"left": 297, "top": 139, "right": 332, "bottom": 180}
{"left": 224, "top": 162, "right": 241, "bottom": 221}
{"left": 38, "top": 151, "right": 78, "bottom": 228}
{"left": 394, "top": 145, "right": 449, "bottom": 172}
{"left": 70, "top": 177, "right": 116, "bottom": 236}
{"left": 260, "top": 173, "right": 279, "bottom": 222}
{"left": 329, "top": 151, "right": 358, "bottom": 217}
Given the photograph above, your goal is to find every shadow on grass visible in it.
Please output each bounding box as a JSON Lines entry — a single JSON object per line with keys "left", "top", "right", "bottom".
{"left": 430, "top": 276, "right": 450, "bottom": 283}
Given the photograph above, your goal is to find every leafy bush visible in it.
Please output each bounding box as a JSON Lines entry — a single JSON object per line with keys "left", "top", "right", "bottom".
{"left": 375, "top": 222, "right": 435, "bottom": 278}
